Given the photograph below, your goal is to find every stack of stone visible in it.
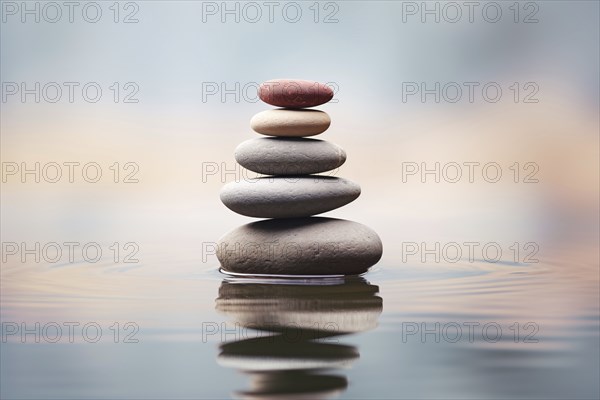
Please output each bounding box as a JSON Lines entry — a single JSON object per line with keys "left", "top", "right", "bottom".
{"left": 217, "top": 79, "right": 382, "bottom": 276}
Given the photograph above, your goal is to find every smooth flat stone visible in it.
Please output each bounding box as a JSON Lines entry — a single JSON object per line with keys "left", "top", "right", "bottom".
{"left": 217, "top": 217, "right": 383, "bottom": 275}
{"left": 250, "top": 109, "right": 331, "bottom": 137}
{"left": 220, "top": 176, "right": 360, "bottom": 218}
{"left": 235, "top": 137, "right": 346, "bottom": 175}
{"left": 259, "top": 79, "right": 334, "bottom": 108}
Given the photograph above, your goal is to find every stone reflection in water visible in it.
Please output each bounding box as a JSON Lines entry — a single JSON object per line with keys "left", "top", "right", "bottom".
{"left": 215, "top": 276, "right": 383, "bottom": 399}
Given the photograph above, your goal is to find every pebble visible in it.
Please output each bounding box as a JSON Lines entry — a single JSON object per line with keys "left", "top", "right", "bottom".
{"left": 216, "top": 217, "right": 383, "bottom": 275}
{"left": 235, "top": 137, "right": 346, "bottom": 175}
{"left": 220, "top": 176, "right": 360, "bottom": 218}
{"left": 250, "top": 109, "right": 331, "bottom": 137}
{"left": 259, "top": 79, "right": 334, "bottom": 108}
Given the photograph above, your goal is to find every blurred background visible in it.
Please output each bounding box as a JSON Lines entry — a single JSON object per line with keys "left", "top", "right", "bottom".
{"left": 1, "top": 1, "right": 598, "bottom": 399}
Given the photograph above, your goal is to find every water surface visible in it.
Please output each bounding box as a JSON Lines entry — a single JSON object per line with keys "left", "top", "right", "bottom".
{"left": 2, "top": 241, "right": 598, "bottom": 399}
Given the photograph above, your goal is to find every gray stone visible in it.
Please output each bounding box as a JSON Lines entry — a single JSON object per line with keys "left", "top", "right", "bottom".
{"left": 216, "top": 217, "right": 383, "bottom": 275}
{"left": 250, "top": 109, "right": 331, "bottom": 137}
{"left": 234, "top": 137, "right": 346, "bottom": 175}
{"left": 220, "top": 176, "right": 360, "bottom": 218}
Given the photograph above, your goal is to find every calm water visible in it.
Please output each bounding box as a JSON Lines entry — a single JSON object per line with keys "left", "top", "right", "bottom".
{"left": 1, "top": 241, "right": 598, "bottom": 399}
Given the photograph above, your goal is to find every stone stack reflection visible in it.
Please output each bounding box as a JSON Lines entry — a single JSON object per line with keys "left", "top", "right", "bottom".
{"left": 215, "top": 277, "right": 383, "bottom": 399}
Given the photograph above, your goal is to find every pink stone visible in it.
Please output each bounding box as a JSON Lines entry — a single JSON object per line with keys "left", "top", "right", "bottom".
{"left": 259, "top": 79, "right": 334, "bottom": 108}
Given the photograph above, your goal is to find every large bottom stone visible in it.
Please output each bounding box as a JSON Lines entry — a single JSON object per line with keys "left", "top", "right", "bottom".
{"left": 216, "top": 217, "right": 383, "bottom": 275}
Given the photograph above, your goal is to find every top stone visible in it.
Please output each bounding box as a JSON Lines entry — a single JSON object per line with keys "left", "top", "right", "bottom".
{"left": 259, "top": 79, "right": 334, "bottom": 109}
